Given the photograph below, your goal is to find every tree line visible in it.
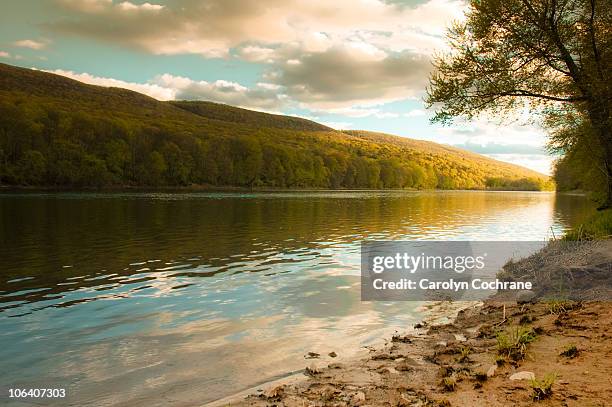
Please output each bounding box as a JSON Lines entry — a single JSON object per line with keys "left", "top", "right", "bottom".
{"left": 0, "top": 98, "right": 549, "bottom": 190}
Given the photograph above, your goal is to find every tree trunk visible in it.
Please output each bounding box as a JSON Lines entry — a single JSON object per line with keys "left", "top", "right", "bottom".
{"left": 587, "top": 102, "right": 612, "bottom": 210}
{"left": 599, "top": 141, "right": 612, "bottom": 210}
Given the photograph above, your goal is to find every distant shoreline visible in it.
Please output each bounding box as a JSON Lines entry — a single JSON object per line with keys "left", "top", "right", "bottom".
{"left": 0, "top": 185, "right": 569, "bottom": 194}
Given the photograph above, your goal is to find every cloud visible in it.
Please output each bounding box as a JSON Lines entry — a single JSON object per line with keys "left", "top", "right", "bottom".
{"left": 0, "top": 51, "right": 11, "bottom": 58}
{"left": 56, "top": 0, "right": 163, "bottom": 13}
{"left": 41, "top": 69, "right": 176, "bottom": 100}
{"left": 267, "top": 47, "right": 431, "bottom": 108}
{"left": 13, "top": 39, "right": 49, "bottom": 50}
{"left": 318, "top": 121, "right": 353, "bottom": 130}
{"left": 42, "top": 69, "right": 287, "bottom": 110}
{"left": 451, "top": 141, "right": 548, "bottom": 155}
{"left": 154, "top": 74, "right": 287, "bottom": 109}
{"left": 117, "top": 1, "right": 164, "bottom": 12}
{"left": 484, "top": 154, "right": 554, "bottom": 175}
{"left": 49, "top": 0, "right": 463, "bottom": 57}
{"left": 39, "top": 0, "right": 469, "bottom": 109}
{"left": 434, "top": 118, "right": 549, "bottom": 148}
{"left": 404, "top": 109, "right": 426, "bottom": 117}
{"left": 236, "top": 46, "right": 277, "bottom": 63}
{"left": 46, "top": 0, "right": 462, "bottom": 106}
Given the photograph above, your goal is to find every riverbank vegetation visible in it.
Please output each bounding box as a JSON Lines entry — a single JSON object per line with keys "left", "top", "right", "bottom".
{"left": 0, "top": 63, "right": 550, "bottom": 190}
{"left": 564, "top": 209, "right": 612, "bottom": 240}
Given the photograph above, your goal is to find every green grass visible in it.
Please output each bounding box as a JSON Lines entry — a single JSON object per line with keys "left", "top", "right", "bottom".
{"left": 545, "top": 299, "right": 578, "bottom": 315}
{"left": 564, "top": 210, "right": 612, "bottom": 240}
{"left": 457, "top": 346, "right": 471, "bottom": 363}
{"left": 530, "top": 373, "right": 557, "bottom": 401}
{"left": 496, "top": 326, "right": 537, "bottom": 361}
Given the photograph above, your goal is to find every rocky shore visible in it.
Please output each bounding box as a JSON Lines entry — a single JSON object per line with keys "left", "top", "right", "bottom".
{"left": 210, "top": 240, "right": 612, "bottom": 406}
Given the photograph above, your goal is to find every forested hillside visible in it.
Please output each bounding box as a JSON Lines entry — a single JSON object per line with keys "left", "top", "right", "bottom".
{"left": 0, "top": 63, "right": 552, "bottom": 190}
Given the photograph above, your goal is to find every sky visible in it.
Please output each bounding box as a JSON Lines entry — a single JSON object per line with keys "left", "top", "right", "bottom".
{"left": 0, "top": 0, "right": 556, "bottom": 174}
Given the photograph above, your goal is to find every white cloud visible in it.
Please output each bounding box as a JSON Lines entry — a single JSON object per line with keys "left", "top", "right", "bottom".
{"left": 13, "top": 39, "right": 48, "bottom": 50}
{"left": 41, "top": 69, "right": 289, "bottom": 110}
{"left": 0, "top": 51, "right": 11, "bottom": 58}
{"left": 42, "top": 69, "right": 176, "bottom": 100}
{"left": 237, "top": 46, "right": 277, "bottom": 63}
{"left": 485, "top": 154, "right": 554, "bottom": 175}
{"left": 319, "top": 121, "right": 353, "bottom": 130}
{"left": 154, "top": 74, "right": 287, "bottom": 109}
{"left": 47, "top": 0, "right": 464, "bottom": 107}
{"left": 435, "top": 119, "right": 548, "bottom": 148}
{"left": 117, "top": 2, "right": 164, "bottom": 12}
{"left": 404, "top": 109, "right": 426, "bottom": 117}
{"left": 51, "top": 0, "right": 463, "bottom": 57}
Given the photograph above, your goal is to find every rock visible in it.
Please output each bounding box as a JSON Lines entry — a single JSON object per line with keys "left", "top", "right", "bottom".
{"left": 392, "top": 334, "right": 412, "bottom": 343}
{"left": 396, "top": 358, "right": 418, "bottom": 371}
{"left": 384, "top": 367, "right": 399, "bottom": 374}
{"left": 328, "top": 362, "right": 344, "bottom": 369}
{"left": 351, "top": 391, "right": 366, "bottom": 404}
{"left": 397, "top": 394, "right": 412, "bottom": 407}
{"left": 263, "top": 385, "right": 285, "bottom": 399}
{"left": 509, "top": 371, "right": 535, "bottom": 381}
{"left": 305, "top": 363, "right": 322, "bottom": 375}
{"left": 328, "top": 351, "right": 338, "bottom": 358}
{"left": 486, "top": 364, "right": 497, "bottom": 377}
{"left": 305, "top": 351, "right": 320, "bottom": 359}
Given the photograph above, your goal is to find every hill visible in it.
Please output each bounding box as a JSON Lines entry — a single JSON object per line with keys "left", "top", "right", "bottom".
{"left": 170, "top": 101, "right": 331, "bottom": 132}
{"left": 0, "top": 62, "right": 551, "bottom": 190}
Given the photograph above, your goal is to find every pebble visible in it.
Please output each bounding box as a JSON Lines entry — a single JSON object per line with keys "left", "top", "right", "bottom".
{"left": 352, "top": 391, "right": 366, "bottom": 404}
{"left": 486, "top": 364, "right": 497, "bottom": 377}
{"left": 509, "top": 371, "right": 535, "bottom": 381}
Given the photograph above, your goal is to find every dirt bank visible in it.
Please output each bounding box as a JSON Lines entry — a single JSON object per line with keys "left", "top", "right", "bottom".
{"left": 211, "top": 241, "right": 612, "bottom": 406}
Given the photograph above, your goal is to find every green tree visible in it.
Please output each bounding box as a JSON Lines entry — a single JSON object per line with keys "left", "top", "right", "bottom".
{"left": 426, "top": 0, "right": 611, "bottom": 207}
{"left": 147, "top": 151, "right": 167, "bottom": 185}
{"left": 18, "top": 150, "right": 46, "bottom": 185}
{"left": 104, "top": 139, "right": 130, "bottom": 179}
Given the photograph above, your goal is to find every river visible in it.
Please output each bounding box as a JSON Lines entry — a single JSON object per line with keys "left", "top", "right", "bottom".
{"left": 0, "top": 191, "right": 592, "bottom": 405}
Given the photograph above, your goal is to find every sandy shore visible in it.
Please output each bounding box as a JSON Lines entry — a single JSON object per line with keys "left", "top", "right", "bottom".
{"left": 208, "top": 240, "right": 612, "bottom": 406}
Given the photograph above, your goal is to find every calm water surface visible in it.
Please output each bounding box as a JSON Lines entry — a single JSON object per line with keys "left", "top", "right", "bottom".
{"left": 0, "top": 191, "right": 592, "bottom": 405}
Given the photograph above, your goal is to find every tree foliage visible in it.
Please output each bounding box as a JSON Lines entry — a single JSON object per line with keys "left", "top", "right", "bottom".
{"left": 426, "top": 0, "right": 611, "bottom": 205}
{"left": 0, "top": 63, "right": 550, "bottom": 191}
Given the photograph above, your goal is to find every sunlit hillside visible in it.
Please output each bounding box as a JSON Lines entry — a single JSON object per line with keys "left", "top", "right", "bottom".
{"left": 0, "top": 63, "right": 551, "bottom": 190}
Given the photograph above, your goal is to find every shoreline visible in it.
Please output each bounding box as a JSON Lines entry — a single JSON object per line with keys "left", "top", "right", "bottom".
{"left": 0, "top": 185, "right": 562, "bottom": 194}
{"left": 215, "top": 239, "right": 611, "bottom": 406}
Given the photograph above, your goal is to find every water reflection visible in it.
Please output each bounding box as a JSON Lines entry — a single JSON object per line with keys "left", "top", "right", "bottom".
{"left": 0, "top": 191, "right": 593, "bottom": 405}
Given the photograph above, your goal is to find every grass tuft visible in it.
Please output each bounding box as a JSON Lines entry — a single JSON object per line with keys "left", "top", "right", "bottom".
{"left": 441, "top": 376, "right": 457, "bottom": 392}
{"left": 496, "top": 326, "right": 537, "bottom": 361}
{"left": 530, "top": 373, "right": 557, "bottom": 401}
{"left": 546, "top": 299, "right": 578, "bottom": 315}
{"left": 457, "top": 346, "right": 471, "bottom": 363}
